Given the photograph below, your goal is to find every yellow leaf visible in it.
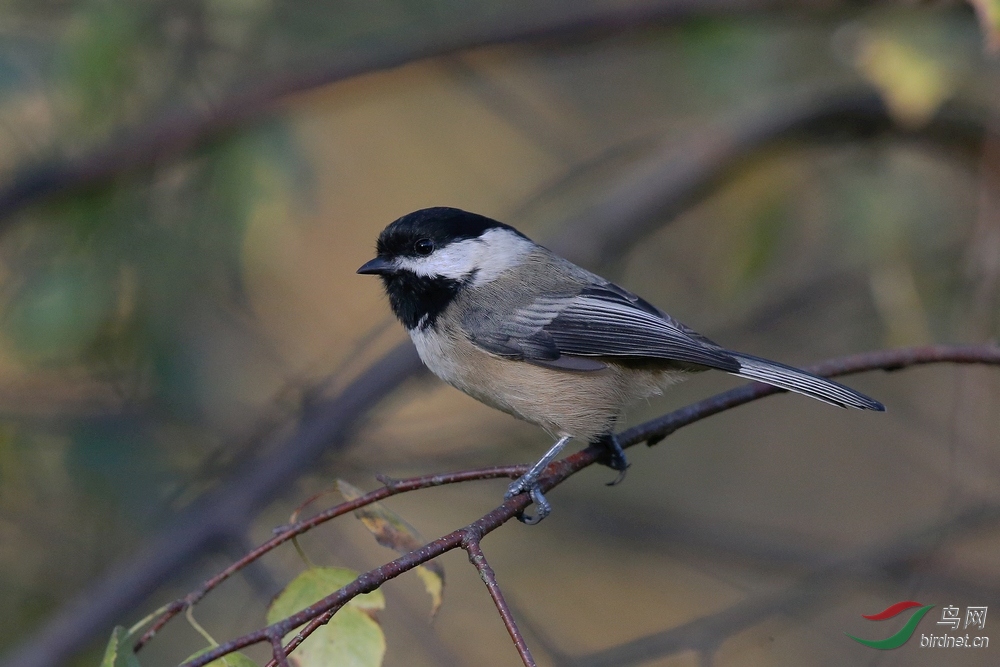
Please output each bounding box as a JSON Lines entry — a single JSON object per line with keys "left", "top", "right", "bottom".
{"left": 853, "top": 31, "right": 953, "bottom": 128}
{"left": 337, "top": 480, "right": 445, "bottom": 615}
{"left": 414, "top": 565, "right": 444, "bottom": 617}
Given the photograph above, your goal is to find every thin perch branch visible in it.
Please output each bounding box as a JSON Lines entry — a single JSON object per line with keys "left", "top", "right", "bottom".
{"left": 624, "top": 343, "right": 1000, "bottom": 447}
{"left": 173, "top": 344, "right": 1000, "bottom": 667}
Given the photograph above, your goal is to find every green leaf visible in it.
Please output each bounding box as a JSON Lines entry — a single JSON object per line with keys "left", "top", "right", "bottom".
{"left": 267, "top": 568, "right": 385, "bottom": 667}
{"left": 279, "top": 605, "right": 385, "bottom": 667}
{"left": 267, "top": 567, "right": 385, "bottom": 619}
{"left": 183, "top": 648, "right": 259, "bottom": 667}
{"left": 337, "top": 480, "right": 445, "bottom": 615}
{"left": 99, "top": 627, "right": 141, "bottom": 667}
{"left": 4, "top": 256, "right": 115, "bottom": 363}
{"left": 62, "top": 2, "right": 146, "bottom": 133}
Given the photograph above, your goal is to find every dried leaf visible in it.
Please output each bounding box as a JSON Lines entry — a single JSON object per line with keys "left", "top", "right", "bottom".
{"left": 266, "top": 567, "right": 385, "bottom": 667}
{"left": 337, "top": 480, "right": 445, "bottom": 615}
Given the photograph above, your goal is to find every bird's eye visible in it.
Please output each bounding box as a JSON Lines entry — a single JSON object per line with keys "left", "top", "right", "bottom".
{"left": 414, "top": 238, "right": 434, "bottom": 256}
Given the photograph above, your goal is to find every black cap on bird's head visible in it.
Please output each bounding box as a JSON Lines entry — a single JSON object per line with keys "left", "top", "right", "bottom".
{"left": 357, "top": 207, "right": 525, "bottom": 275}
{"left": 357, "top": 208, "right": 531, "bottom": 330}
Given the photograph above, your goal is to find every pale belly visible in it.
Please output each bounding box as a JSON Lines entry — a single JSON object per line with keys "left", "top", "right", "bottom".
{"left": 409, "top": 326, "right": 686, "bottom": 441}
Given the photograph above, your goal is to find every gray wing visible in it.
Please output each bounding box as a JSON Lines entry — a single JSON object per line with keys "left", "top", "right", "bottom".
{"left": 464, "top": 281, "right": 885, "bottom": 410}
{"left": 465, "top": 282, "right": 740, "bottom": 372}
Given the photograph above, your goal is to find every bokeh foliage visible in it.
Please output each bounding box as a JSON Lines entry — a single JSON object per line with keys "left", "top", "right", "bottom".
{"left": 1, "top": 2, "right": 999, "bottom": 666}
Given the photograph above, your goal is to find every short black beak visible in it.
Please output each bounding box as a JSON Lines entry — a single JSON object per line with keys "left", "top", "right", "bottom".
{"left": 357, "top": 257, "right": 394, "bottom": 275}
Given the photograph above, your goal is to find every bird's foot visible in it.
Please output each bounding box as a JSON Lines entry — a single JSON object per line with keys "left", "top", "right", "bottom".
{"left": 504, "top": 435, "right": 572, "bottom": 525}
{"left": 504, "top": 479, "right": 551, "bottom": 525}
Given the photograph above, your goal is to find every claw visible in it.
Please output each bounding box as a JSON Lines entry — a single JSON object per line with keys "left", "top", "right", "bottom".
{"left": 518, "top": 487, "right": 551, "bottom": 524}
{"left": 507, "top": 477, "right": 553, "bottom": 524}
{"left": 503, "top": 477, "right": 552, "bottom": 526}
{"left": 605, "top": 464, "right": 630, "bottom": 486}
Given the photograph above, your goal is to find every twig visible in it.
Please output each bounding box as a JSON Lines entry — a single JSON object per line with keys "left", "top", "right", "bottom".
{"left": 142, "top": 338, "right": 950, "bottom": 650}
{"left": 182, "top": 494, "right": 536, "bottom": 667}
{"left": 464, "top": 537, "right": 536, "bottom": 667}
{"left": 172, "top": 344, "right": 1000, "bottom": 667}
{"left": 134, "top": 464, "right": 527, "bottom": 649}
{"left": 263, "top": 609, "right": 333, "bottom": 667}
{"left": 268, "top": 633, "right": 290, "bottom": 667}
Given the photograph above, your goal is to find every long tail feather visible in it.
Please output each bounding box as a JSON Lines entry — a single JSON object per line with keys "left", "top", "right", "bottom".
{"left": 729, "top": 353, "right": 885, "bottom": 411}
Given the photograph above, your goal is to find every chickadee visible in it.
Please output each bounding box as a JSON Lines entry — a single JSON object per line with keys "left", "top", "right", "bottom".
{"left": 359, "top": 207, "right": 884, "bottom": 523}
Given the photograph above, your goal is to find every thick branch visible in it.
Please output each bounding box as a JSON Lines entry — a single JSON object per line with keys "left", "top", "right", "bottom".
{"left": 0, "top": 0, "right": 879, "bottom": 222}
{"left": 557, "top": 91, "right": 986, "bottom": 267}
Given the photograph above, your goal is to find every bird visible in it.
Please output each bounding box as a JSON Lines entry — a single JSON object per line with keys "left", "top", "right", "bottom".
{"left": 358, "top": 207, "right": 884, "bottom": 523}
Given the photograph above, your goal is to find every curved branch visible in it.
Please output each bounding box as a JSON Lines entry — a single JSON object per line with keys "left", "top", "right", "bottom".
{"left": 0, "top": 0, "right": 853, "bottom": 222}
{"left": 138, "top": 343, "right": 1000, "bottom": 652}
{"left": 176, "top": 343, "right": 1000, "bottom": 667}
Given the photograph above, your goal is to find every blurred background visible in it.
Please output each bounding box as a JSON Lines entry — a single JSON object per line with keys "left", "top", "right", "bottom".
{"left": 0, "top": 1, "right": 999, "bottom": 666}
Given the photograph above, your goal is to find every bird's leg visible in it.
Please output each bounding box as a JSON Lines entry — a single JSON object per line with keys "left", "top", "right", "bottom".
{"left": 505, "top": 435, "right": 572, "bottom": 524}
{"left": 593, "top": 433, "right": 629, "bottom": 486}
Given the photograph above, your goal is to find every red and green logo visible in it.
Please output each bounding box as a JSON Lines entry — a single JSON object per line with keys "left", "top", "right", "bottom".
{"left": 846, "top": 601, "right": 935, "bottom": 649}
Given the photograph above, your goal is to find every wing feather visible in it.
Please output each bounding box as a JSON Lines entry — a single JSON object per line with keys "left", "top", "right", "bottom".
{"left": 466, "top": 282, "right": 740, "bottom": 372}
{"left": 462, "top": 280, "right": 883, "bottom": 410}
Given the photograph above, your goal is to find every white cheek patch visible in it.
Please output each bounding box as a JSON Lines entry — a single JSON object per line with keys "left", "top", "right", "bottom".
{"left": 394, "top": 229, "right": 532, "bottom": 285}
